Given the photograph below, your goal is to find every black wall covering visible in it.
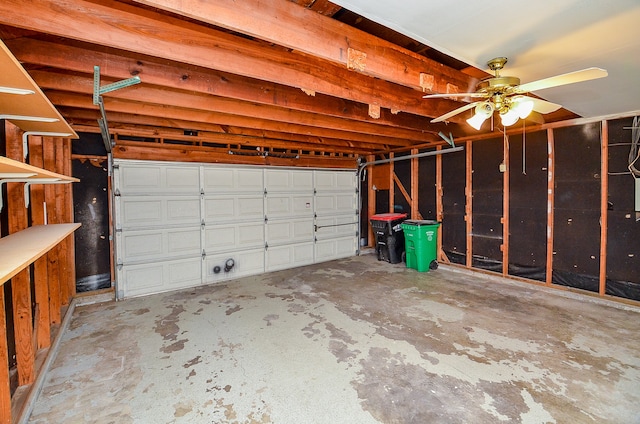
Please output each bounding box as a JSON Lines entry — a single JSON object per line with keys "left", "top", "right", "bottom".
{"left": 393, "top": 152, "right": 411, "bottom": 214}
{"left": 73, "top": 133, "right": 111, "bottom": 292}
{"left": 508, "top": 130, "right": 548, "bottom": 282}
{"left": 441, "top": 149, "right": 466, "bottom": 264}
{"left": 472, "top": 137, "right": 503, "bottom": 268}
{"left": 605, "top": 118, "right": 640, "bottom": 300}
{"left": 552, "top": 123, "right": 601, "bottom": 292}
{"left": 418, "top": 152, "right": 437, "bottom": 220}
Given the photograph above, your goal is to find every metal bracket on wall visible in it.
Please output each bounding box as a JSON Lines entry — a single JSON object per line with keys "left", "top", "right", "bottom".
{"left": 93, "top": 66, "right": 141, "bottom": 153}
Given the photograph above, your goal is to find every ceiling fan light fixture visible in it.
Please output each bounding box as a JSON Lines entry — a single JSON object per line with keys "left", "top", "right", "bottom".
{"left": 512, "top": 97, "right": 535, "bottom": 119}
{"left": 499, "top": 107, "right": 520, "bottom": 127}
{"left": 466, "top": 102, "right": 494, "bottom": 130}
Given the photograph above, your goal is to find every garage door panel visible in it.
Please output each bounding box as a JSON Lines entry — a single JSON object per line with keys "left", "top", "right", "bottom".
{"left": 315, "top": 215, "right": 358, "bottom": 240}
{"left": 119, "top": 228, "right": 201, "bottom": 262}
{"left": 203, "top": 167, "right": 263, "bottom": 193}
{"left": 205, "top": 222, "right": 264, "bottom": 253}
{"left": 265, "top": 169, "right": 313, "bottom": 192}
{"left": 266, "top": 218, "right": 314, "bottom": 245}
{"left": 265, "top": 195, "right": 313, "bottom": 218}
{"left": 204, "top": 249, "right": 264, "bottom": 283}
{"left": 315, "top": 237, "right": 358, "bottom": 262}
{"left": 315, "top": 193, "right": 356, "bottom": 216}
{"left": 120, "top": 196, "right": 201, "bottom": 229}
{"left": 118, "top": 163, "right": 200, "bottom": 195}
{"left": 265, "top": 242, "right": 314, "bottom": 271}
{"left": 315, "top": 170, "right": 356, "bottom": 192}
{"left": 119, "top": 257, "right": 202, "bottom": 298}
{"left": 204, "top": 196, "right": 264, "bottom": 222}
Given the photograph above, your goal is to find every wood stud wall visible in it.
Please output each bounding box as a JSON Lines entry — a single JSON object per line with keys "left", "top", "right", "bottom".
{"left": 367, "top": 119, "right": 638, "bottom": 305}
{"left": 1, "top": 123, "right": 76, "bottom": 422}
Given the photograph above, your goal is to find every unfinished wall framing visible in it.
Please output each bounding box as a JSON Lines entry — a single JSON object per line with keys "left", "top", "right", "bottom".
{"left": 370, "top": 115, "right": 640, "bottom": 303}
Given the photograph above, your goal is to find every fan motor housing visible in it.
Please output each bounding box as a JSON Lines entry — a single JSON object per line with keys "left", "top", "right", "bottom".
{"left": 476, "top": 76, "right": 521, "bottom": 93}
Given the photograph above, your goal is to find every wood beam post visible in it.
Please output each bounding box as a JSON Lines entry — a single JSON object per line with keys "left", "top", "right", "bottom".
{"left": 5, "top": 122, "right": 35, "bottom": 386}
{"left": 546, "top": 129, "right": 556, "bottom": 286}
{"left": 367, "top": 155, "right": 375, "bottom": 247}
{"left": 599, "top": 120, "right": 608, "bottom": 296}
{"left": 0, "top": 289, "right": 11, "bottom": 424}
{"left": 465, "top": 141, "right": 473, "bottom": 268}
{"left": 502, "top": 132, "right": 510, "bottom": 276}
{"left": 411, "top": 148, "right": 419, "bottom": 219}
{"left": 389, "top": 152, "right": 395, "bottom": 213}
{"left": 28, "top": 136, "right": 52, "bottom": 349}
{"left": 43, "top": 140, "right": 61, "bottom": 325}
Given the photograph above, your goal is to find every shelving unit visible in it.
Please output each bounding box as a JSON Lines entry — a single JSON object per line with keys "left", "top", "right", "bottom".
{"left": 0, "top": 156, "right": 79, "bottom": 211}
{"left": 0, "top": 224, "right": 81, "bottom": 285}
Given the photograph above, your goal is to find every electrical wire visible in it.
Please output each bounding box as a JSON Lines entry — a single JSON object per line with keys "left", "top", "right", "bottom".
{"left": 629, "top": 116, "right": 640, "bottom": 178}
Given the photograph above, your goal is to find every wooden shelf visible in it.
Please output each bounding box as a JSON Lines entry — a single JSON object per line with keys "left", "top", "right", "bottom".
{"left": 0, "top": 156, "right": 79, "bottom": 182}
{"left": 0, "top": 40, "right": 77, "bottom": 137}
{"left": 0, "top": 223, "right": 81, "bottom": 285}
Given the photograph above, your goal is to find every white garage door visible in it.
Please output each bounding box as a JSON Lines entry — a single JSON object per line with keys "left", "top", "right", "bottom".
{"left": 114, "top": 160, "right": 357, "bottom": 298}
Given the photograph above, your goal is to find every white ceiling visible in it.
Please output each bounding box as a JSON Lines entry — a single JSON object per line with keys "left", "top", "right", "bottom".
{"left": 333, "top": 0, "right": 640, "bottom": 119}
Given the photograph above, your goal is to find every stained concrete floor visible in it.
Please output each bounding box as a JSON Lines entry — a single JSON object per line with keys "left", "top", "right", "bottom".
{"left": 27, "top": 254, "right": 640, "bottom": 423}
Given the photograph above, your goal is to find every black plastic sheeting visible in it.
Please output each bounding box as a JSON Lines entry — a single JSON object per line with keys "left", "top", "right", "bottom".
{"left": 445, "top": 250, "right": 640, "bottom": 300}
{"left": 73, "top": 134, "right": 111, "bottom": 292}
{"left": 441, "top": 149, "right": 466, "bottom": 258}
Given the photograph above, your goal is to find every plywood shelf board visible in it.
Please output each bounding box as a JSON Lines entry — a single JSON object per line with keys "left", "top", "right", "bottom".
{"left": 0, "top": 40, "right": 78, "bottom": 137}
{"left": 0, "top": 224, "right": 81, "bottom": 285}
{"left": 0, "top": 156, "right": 79, "bottom": 182}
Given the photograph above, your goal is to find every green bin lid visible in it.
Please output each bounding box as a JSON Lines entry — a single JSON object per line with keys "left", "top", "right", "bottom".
{"left": 403, "top": 219, "right": 439, "bottom": 226}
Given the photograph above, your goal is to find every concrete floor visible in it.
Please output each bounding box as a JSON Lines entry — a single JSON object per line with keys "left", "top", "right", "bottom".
{"left": 27, "top": 254, "right": 640, "bottom": 423}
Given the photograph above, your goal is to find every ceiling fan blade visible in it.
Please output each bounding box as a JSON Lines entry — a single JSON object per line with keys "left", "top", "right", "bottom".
{"left": 431, "top": 101, "right": 480, "bottom": 123}
{"left": 517, "top": 67, "right": 608, "bottom": 93}
{"left": 423, "top": 92, "right": 487, "bottom": 99}
{"left": 526, "top": 111, "right": 545, "bottom": 125}
{"left": 528, "top": 97, "right": 562, "bottom": 114}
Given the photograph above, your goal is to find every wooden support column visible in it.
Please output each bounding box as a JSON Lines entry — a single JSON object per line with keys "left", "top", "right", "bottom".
{"left": 465, "top": 141, "right": 473, "bottom": 268}
{"left": 411, "top": 148, "right": 419, "bottom": 219}
{"left": 0, "top": 289, "right": 11, "bottom": 424}
{"left": 28, "top": 136, "right": 51, "bottom": 349}
{"left": 389, "top": 152, "right": 395, "bottom": 213}
{"left": 5, "top": 122, "right": 35, "bottom": 386}
{"left": 502, "top": 132, "right": 510, "bottom": 276}
{"left": 546, "top": 129, "right": 556, "bottom": 286}
{"left": 436, "top": 145, "right": 449, "bottom": 263}
{"left": 599, "top": 120, "right": 609, "bottom": 296}
{"left": 43, "top": 140, "right": 61, "bottom": 325}
{"left": 53, "top": 140, "right": 70, "bottom": 306}
{"left": 367, "top": 154, "right": 375, "bottom": 247}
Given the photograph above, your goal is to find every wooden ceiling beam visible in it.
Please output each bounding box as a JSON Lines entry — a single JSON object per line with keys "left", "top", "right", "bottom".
{"left": 62, "top": 109, "right": 383, "bottom": 153}
{"left": 46, "top": 91, "right": 412, "bottom": 148}
{"left": 0, "top": 0, "right": 468, "bottom": 123}
{"left": 7, "top": 38, "right": 462, "bottom": 135}
{"left": 30, "top": 70, "right": 437, "bottom": 143}
{"left": 131, "top": 0, "right": 476, "bottom": 93}
{"left": 71, "top": 122, "right": 375, "bottom": 155}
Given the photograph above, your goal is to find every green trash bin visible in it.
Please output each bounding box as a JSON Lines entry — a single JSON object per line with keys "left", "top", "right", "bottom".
{"left": 401, "top": 220, "right": 440, "bottom": 272}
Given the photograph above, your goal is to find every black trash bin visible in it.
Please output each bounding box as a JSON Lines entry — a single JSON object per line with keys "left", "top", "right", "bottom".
{"left": 370, "top": 213, "right": 407, "bottom": 264}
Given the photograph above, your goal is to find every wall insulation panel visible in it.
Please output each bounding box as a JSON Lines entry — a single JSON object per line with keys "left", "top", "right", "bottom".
{"left": 418, "top": 152, "right": 437, "bottom": 220}
{"left": 605, "top": 117, "right": 640, "bottom": 300}
{"left": 441, "top": 149, "right": 466, "bottom": 264}
{"left": 507, "top": 130, "right": 548, "bottom": 282}
{"left": 472, "top": 137, "right": 503, "bottom": 268}
{"left": 552, "top": 123, "right": 601, "bottom": 292}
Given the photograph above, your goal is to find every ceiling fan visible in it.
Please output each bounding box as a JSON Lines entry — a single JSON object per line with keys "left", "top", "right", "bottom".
{"left": 424, "top": 57, "right": 608, "bottom": 129}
